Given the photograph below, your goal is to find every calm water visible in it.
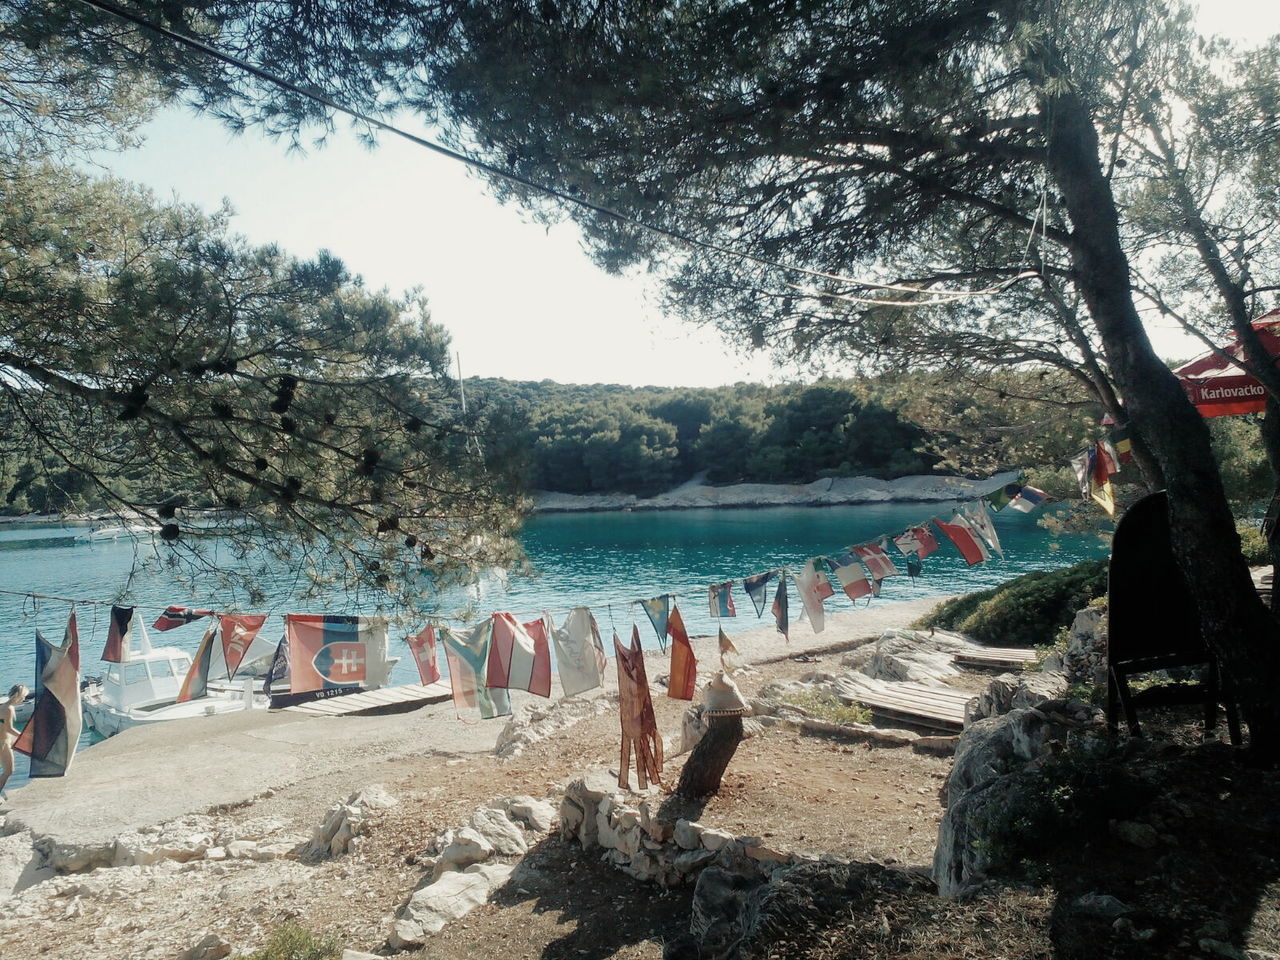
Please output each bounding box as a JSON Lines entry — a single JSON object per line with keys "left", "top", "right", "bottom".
{"left": 0, "top": 503, "right": 1106, "bottom": 789}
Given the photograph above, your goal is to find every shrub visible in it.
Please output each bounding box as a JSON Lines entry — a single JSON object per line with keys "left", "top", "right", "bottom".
{"left": 913, "top": 559, "right": 1108, "bottom": 647}
{"left": 780, "top": 688, "right": 873, "bottom": 726}
{"left": 1237, "top": 521, "right": 1269, "bottom": 566}
{"left": 240, "top": 924, "right": 340, "bottom": 960}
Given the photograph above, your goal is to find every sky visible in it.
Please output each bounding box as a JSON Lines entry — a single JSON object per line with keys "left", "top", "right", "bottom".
{"left": 90, "top": 1, "right": 1280, "bottom": 389}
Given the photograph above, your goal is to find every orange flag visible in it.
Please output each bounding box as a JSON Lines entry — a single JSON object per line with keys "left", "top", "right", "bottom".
{"left": 666, "top": 604, "right": 698, "bottom": 700}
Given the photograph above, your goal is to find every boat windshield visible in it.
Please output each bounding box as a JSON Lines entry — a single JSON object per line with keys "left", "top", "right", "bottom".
{"left": 123, "top": 663, "right": 149, "bottom": 685}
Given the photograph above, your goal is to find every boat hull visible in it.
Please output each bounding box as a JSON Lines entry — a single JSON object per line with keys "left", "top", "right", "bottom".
{"left": 82, "top": 690, "right": 261, "bottom": 738}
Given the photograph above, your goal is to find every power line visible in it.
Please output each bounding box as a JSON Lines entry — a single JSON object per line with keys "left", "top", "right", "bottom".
{"left": 75, "top": 0, "right": 1033, "bottom": 307}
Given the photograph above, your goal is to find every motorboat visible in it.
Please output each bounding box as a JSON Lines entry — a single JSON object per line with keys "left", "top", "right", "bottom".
{"left": 74, "top": 523, "right": 156, "bottom": 544}
{"left": 82, "top": 628, "right": 264, "bottom": 738}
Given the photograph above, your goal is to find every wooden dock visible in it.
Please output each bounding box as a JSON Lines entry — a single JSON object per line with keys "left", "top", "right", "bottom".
{"left": 835, "top": 676, "right": 975, "bottom": 732}
{"left": 281, "top": 681, "right": 452, "bottom": 717}
{"left": 952, "top": 646, "right": 1040, "bottom": 670}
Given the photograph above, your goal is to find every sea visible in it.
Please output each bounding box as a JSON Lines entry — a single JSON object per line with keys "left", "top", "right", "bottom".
{"left": 0, "top": 502, "right": 1107, "bottom": 790}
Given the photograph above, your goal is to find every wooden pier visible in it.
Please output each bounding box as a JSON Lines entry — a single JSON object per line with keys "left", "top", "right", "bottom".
{"left": 280, "top": 681, "right": 452, "bottom": 717}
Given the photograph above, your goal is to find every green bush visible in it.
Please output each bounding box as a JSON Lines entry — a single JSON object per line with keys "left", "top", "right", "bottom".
{"left": 973, "top": 744, "right": 1151, "bottom": 881}
{"left": 780, "top": 688, "right": 873, "bottom": 726}
{"left": 240, "top": 924, "right": 340, "bottom": 960}
{"left": 913, "top": 559, "right": 1108, "bottom": 647}
{"left": 1237, "top": 521, "right": 1269, "bottom": 566}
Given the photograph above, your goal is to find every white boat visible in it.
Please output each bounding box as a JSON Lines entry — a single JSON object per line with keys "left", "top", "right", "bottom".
{"left": 74, "top": 523, "right": 155, "bottom": 544}
{"left": 82, "top": 627, "right": 263, "bottom": 738}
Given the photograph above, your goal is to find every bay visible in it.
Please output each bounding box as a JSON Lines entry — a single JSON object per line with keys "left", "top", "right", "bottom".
{"left": 0, "top": 502, "right": 1106, "bottom": 789}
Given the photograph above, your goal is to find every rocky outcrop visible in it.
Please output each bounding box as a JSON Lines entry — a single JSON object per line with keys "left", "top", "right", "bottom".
{"left": 842, "top": 629, "right": 974, "bottom": 683}
{"left": 388, "top": 862, "right": 516, "bottom": 950}
{"left": 12, "top": 812, "right": 306, "bottom": 890}
{"left": 305, "top": 785, "right": 397, "bottom": 860}
{"left": 390, "top": 795, "right": 558, "bottom": 950}
{"left": 667, "top": 860, "right": 935, "bottom": 960}
{"left": 932, "top": 699, "right": 1105, "bottom": 897}
{"left": 969, "top": 670, "right": 1069, "bottom": 722}
{"left": 1053, "top": 603, "right": 1108, "bottom": 688}
{"left": 534, "top": 471, "right": 1020, "bottom": 513}
{"left": 558, "top": 771, "right": 818, "bottom": 889}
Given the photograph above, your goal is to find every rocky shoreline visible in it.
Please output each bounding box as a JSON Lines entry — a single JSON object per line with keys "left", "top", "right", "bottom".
{"left": 532, "top": 469, "right": 1021, "bottom": 513}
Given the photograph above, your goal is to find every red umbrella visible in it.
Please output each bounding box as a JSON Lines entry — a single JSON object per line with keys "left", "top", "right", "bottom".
{"left": 1173, "top": 309, "right": 1280, "bottom": 418}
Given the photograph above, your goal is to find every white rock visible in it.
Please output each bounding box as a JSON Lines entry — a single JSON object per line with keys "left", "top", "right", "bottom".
{"left": 508, "top": 798, "right": 557, "bottom": 834}
{"left": 674, "top": 819, "right": 704, "bottom": 850}
{"left": 468, "top": 807, "right": 527, "bottom": 857}
{"left": 431, "top": 827, "right": 494, "bottom": 880}
{"left": 349, "top": 785, "right": 397, "bottom": 811}
{"left": 391, "top": 862, "right": 515, "bottom": 947}
{"left": 699, "top": 828, "right": 735, "bottom": 852}
{"left": 176, "top": 933, "right": 231, "bottom": 960}
{"left": 224, "top": 840, "right": 258, "bottom": 860}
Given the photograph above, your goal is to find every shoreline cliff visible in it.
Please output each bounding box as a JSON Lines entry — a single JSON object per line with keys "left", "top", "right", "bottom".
{"left": 531, "top": 469, "right": 1021, "bottom": 513}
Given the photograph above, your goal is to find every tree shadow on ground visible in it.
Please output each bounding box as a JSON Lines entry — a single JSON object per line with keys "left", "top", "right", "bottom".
{"left": 1041, "top": 738, "right": 1280, "bottom": 960}
{"left": 487, "top": 833, "right": 693, "bottom": 960}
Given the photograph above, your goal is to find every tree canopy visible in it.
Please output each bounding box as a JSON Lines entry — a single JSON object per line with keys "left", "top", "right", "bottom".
{"left": 12, "top": 0, "right": 1280, "bottom": 748}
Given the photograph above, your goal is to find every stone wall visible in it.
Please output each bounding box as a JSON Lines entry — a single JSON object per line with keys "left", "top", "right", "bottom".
{"left": 558, "top": 771, "right": 801, "bottom": 888}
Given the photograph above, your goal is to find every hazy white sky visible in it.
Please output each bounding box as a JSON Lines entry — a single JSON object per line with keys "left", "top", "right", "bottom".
{"left": 92, "top": 2, "right": 1280, "bottom": 388}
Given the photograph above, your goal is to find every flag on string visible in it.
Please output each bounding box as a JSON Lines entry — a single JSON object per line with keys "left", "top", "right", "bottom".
{"left": 935, "top": 515, "right": 990, "bottom": 566}
{"left": 963, "top": 501, "right": 1004, "bottom": 558}
{"left": 14, "top": 609, "right": 82, "bottom": 778}
{"left": 1090, "top": 440, "right": 1119, "bottom": 516}
{"left": 520, "top": 614, "right": 555, "bottom": 697}
{"left": 853, "top": 543, "right": 900, "bottom": 579}
{"left": 263, "top": 636, "right": 289, "bottom": 695}
{"left": 666, "top": 604, "right": 698, "bottom": 700}
{"left": 487, "top": 612, "right": 552, "bottom": 698}
{"left": 1071, "top": 448, "right": 1095, "bottom": 500}
{"left": 219, "top": 614, "right": 267, "bottom": 680}
{"left": 639, "top": 595, "right": 671, "bottom": 652}
{"left": 286, "top": 614, "right": 387, "bottom": 695}
{"left": 772, "top": 571, "right": 790, "bottom": 642}
{"left": 1095, "top": 439, "right": 1121, "bottom": 478}
{"left": 151, "top": 606, "right": 216, "bottom": 632}
{"left": 792, "top": 557, "right": 828, "bottom": 634}
{"left": 553, "top": 607, "right": 608, "bottom": 697}
{"left": 894, "top": 524, "right": 940, "bottom": 558}
{"left": 827, "top": 554, "right": 873, "bottom": 602}
{"left": 1112, "top": 426, "right": 1134, "bottom": 464}
{"left": 871, "top": 578, "right": 884, "bottom": 597}
{"left": 742, "top": 571, "right": 776, "bottom": 618}
{"left": 906, "top": 555, "right": 924, "bottom": 580}
{"left": 440, "top": 619, "right": 512, "bottom": 719}
{"left": 708, "top": 581, "right": 737, "bottom": 618}
{"left": 615, "top": 626, "right": 663, "bottom": 791}
{"left": 718, "top": 627, "right": 744, "bottom": 673}
{"left": 1008, "top": 485, "right": 1049, "bottom": 513}
{"left": 176, "top": 622, "right": 218, "bottom": 703}
{"left": 101, "top": 605, "right": 135, "bottom": 663}
{"left": 984, "top": 482, "right": 1023, "bottom": 510}
{"left": 406, "top": 625, "right": 442, "bottom": 686}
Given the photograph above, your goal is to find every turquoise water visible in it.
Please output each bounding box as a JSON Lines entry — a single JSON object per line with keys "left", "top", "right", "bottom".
{"left": 0, "top": 503, "right": 1106, "bottom": 789}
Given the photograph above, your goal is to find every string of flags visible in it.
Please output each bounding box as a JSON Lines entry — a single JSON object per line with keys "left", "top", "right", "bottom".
{"left": 10, "top": 475, "right": 1057, "bottom": 779}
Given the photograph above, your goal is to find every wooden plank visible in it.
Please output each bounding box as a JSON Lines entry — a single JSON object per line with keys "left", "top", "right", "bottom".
{"left": 857, "top": 693, "right": 968, "bottom": 718}
{"left": 281, "top": 681, "right": 453, "bottom": 716}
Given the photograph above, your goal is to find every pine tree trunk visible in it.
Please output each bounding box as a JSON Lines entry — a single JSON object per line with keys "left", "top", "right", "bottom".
{"left": 675, "top": 716, "right": 744, "bottom": 799}
{"left": 1039, "top": 82, "right": 1280, "bottom": 759}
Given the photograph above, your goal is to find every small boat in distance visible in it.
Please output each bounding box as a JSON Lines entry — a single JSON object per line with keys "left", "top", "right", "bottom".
{"left": 73, "top": 523, "right": 156, "bottom": 544}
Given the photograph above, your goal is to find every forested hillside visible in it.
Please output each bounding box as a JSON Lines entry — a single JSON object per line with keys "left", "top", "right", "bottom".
{"left": 469, "top": 378, "right": 938, "bottom": 496}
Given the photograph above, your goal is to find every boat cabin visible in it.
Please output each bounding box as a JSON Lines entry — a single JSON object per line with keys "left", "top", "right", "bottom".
{"left": 100, "top": 648, "right": 193, "bottom": 711}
